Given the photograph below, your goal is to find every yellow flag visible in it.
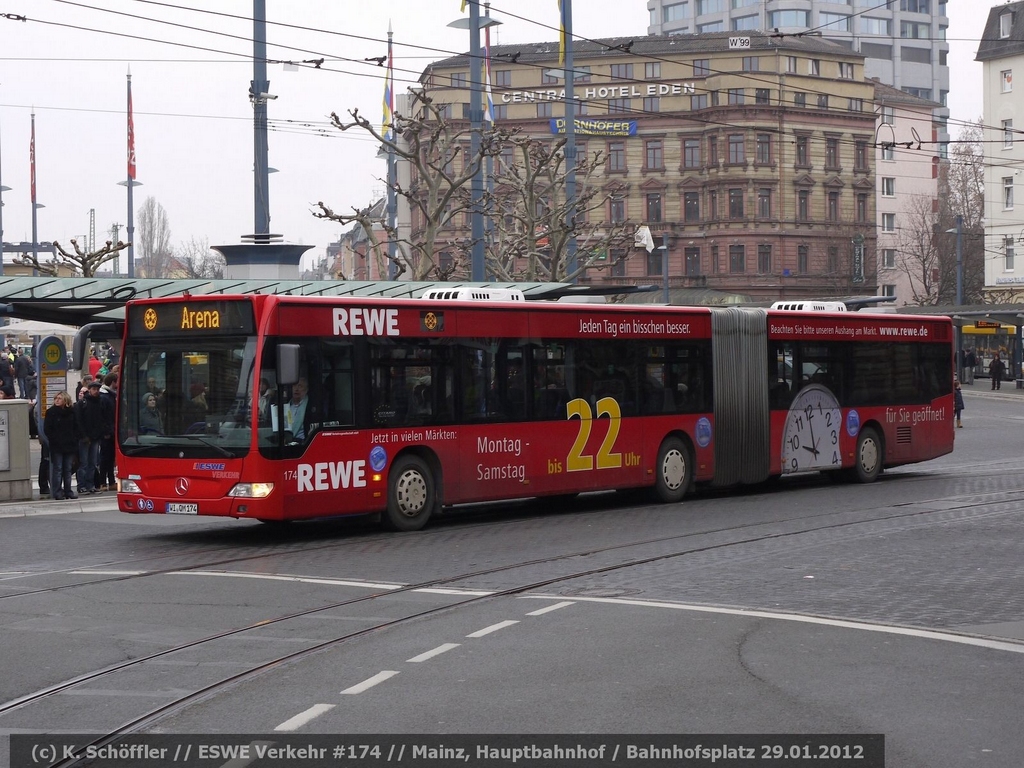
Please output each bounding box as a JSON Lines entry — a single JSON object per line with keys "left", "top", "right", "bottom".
{"left": 558, "top": 0, "right": 566, "bottom": 65}
{"left": 461, "top": 0, "right": 468, "bottom": 10}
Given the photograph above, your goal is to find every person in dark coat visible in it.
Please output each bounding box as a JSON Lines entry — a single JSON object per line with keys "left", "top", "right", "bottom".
{"left": 98, "top": 373, "right": 118, "bottom": 491}
{"left": 139, "top": 392, "right": 164, "bottom": 435}
{"left": 14, "top": 352, "right": 34, "bottom": 399}
{"left": 953, "top": 378, "right": 965, "bottom": 428}
{"left": 74, "top": 380, "right": 109, "bottom": 494}
{"left": 44, "top": 391, "right": 80, "bottom": 500}
{"left": 989, "top": 353, "right": 1006, "bottom": 391}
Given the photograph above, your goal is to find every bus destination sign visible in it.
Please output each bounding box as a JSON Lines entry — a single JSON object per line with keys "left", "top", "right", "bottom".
{"left": 129, "top": 300, "right": 256, "bottom": 336}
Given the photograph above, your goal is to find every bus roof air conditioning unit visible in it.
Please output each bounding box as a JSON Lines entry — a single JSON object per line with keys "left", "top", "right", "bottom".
{"left": 421, "top": 287, "right": 525, "bottom": 302}
{"left": 771, "top": 301, "right": 847, "bottom": 312}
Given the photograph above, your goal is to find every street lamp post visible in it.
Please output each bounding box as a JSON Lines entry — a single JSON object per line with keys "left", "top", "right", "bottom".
{"left": 947, "top": 216, "right": 964, "bottom": 378}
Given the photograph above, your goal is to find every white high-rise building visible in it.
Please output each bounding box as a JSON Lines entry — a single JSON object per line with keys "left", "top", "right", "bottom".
{"left": 646, "top": 0, "right": 950, "bottom": 150}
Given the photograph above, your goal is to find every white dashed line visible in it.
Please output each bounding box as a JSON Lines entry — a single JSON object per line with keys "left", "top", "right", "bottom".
{"left": 172, "top": 571, "right": 403, "bottom": 590}
{"left": 274, "top": 703, "right": 335, "bottom": 732}
{"left": 466, "top": 620, "right": 519, "bottom": 638}
{"left": 341, "top": 671, "right": 400, "bottom": 694}
{"left": 407, "top": 643, "right": 461, "bottom": 663}
{"left": 69, "top": 570, "right": 147, "bottom": 576}
{"left": 417, "top": 588, "right": 496, "bottom": 596}
{"left": 525, "top": 601, "right": 575, "bottom": 616}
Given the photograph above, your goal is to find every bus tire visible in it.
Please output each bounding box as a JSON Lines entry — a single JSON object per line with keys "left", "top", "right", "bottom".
{"left": 853, "top": 427, "right": 883, "bottom": 483}
{"left": 654, "top": 437, "right": 691, "bottom": 503}
{"left": 385, "top": 455, "right": 435, "bottom": 531}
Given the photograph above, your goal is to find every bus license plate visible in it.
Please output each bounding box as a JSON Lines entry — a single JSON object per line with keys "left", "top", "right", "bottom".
{"left": 166, "top": 503, "right": 199, "bottom": 515}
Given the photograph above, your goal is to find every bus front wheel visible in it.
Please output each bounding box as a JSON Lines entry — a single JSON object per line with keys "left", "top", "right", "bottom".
{"left": 654, "top": 437, "right": 691, "bottom": 503}
{"left": 385, "top": 455, "right": 435, "bottom": 531}
{"left": 853, "top": 427, "right": 883, "bottom": 483}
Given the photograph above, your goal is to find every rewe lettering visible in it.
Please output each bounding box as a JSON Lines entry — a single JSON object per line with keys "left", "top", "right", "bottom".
{"left": 333, "top": 307, "right": 400, "bottom": 336}
{"left": 297, "top": 460, "right": 367, "bottom": 491}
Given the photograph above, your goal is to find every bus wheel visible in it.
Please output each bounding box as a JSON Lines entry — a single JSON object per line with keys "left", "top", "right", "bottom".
{"left": 853, "top": 427, "right": 883, "bottom": 483}
{"left": 385, "top": 455, "right": 435, "bottom": 531}
{"left": 654, "top": 437, "right": 691, "bottom": 503}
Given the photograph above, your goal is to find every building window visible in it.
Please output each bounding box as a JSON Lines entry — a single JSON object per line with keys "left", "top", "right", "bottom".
{"left": 757, "top": 187, "right": 772, "bottom": 218}
{"left": 1004, "top": 177, "right": 1015, "bottom": 209}
{"left": 450, "top": 72, "right": 468, "bottom": 87}
{"left": 684, "top": 191, "right": 700, "bottom": 222}
{"left": 728, "top": 134, "right": 745, "bottom": 164}
{"left": 862, "top": 17, "right": 891, "bottom": 35}
{"left": 848, "top": 98, "right": 863, "bottom": 112}
{"left": 728, "top": 188, "right": 744, "bottom": 219}
{"left": 809, "top": 59, "right": 820, "bottom": 76}
{"left": 796, "top": 135, "right": 809, "bottom": 166}
{"left": 611, "top": 249, "right": 626, "bottom": 277}
{"left": 494, "top": 70, "right": 511, "bottom": 88}
{"left": 757, "top": 244, "right": 772, "bottom": 274}
{"left": 709, "top": 136, "right": 719, "bottom": 165}
{"left": 709, "top": 189, "right": 719, "bottom": 219}
{"left": 499, "top": 146, "right": 514, "bottom": 171}
{"left": 691, "top": 94, "right": 708, "bottom": 110}
{"left": 537, "top": 102, "right": 553, "bottom": 118}
{"left": 608, "top": 141, "right": 626, "bottom": 172}
{"left": 729, "top": 244, "right": 745, "bottom": 273}
{"left": 825, "top": 138, "right": 839, "bottom": 169}
{"left": 610, "top": 63, "right": 633, "bottom": 81}
{"left": 882, "top": 284, "right": 896, "bottom": 298}
{"left": 827, "top": 191, "right": 839, "bottom": 221}
{"left": 1003, "top": 70, "right": 1013, "bottom": 93}
{"left": 645, "top": 139, "right": 664, "bottom": 170}
{"left": 882, "top": 145, "right": 895, "bottom": 161}
{"left": 608, "top": 98, "right": 631, "bottom": 114}
{"left": 821, "top": 13, "right": 851, "bottom": 31}
{"left": 733, "top": 15, "right": 758, "bottom": 30}
{"left": 647, "top": 249, "right": 662, "bottom": 277}
{"left": 609, "top": 196, "right": 626, "bottom": 223}
{"left": 882, "top": 213, "right": 896, "bottom": 232}
{"left": 684, "top": 138, "right": 701, "bottom": 168}
{"left": 663, "top": 3, "right": 688, "bottom": 23}
{"left": 643, "top": 97, "right": 661, "bottom": 113}
{"left": 645, "top": 62, "right": 662, "bottom": 79}
{"left": 794, "top": 92, "right": 807, "bottom": 107}
{"left": 696, "top": 0, "right": 724, "bottom": 13}
{"left": 756, "top": 134, "right": 771, "bottom": 164}
{"left": 901, "top": 0, "right": 930, "bottom": 11}
{"left": 785, "top": 56, "right": 797, "bottom": 73}
{"left": 712, "top": 244, "right": 720, "bottom": 273}
{"left": 882, "top": 248, "right": 896, "bottom": 269}
{"left": 742, "top": 56, "right": 759, "bottom": 72}
{"left": 1004, "top": 119, "right": 1014, "bottom": 148}
{"left": 685, "top": 247, "right": 701, "bottom": 276}
{"left": 817, "top": 94, "right": 829, "bottom": 110}
{"left": 493, "top": 104, "right": 508, "bottom": 120}
{"left": 542, "top": 70, "right": 559, "bottom": 85}
{"left": 1000, "top": 12, "right": 1013, "bottom": 39}
{"left": 855, "top": 140, "right": 868, "bottom": 170}
{"left": 797, "top": 190, "right": 810, "bottom": 222}
{"left": 755, "top": 88, "right": 770, "bottom": 104}
{"left": 646, "top": 193, "right": 663, "bottom": 222}
{"left": 769, "top": 10, "right": 809, "bottom": 27}
{"left": 711, "top": 90, "right": 720, "bottom": 106}
{"left": 881, "top": 106, "right": 894, "bottom": 125}
{"left": 882, "top": 177, "right": 895, "bottom": 196}
{"left": 728, "top": 88, "right": 745, "bottom": 105}
{"left": 901, "top": 21, "right": 930, "bottom": 38}
{"left": 1005, "top": 236, "right": 1015, "bottom": 270}
{"left": 692, "top": 58, "right": 710, "bottom": 77}
{"left": 857, "top": 194, "right": 868, "bottom": 222}
{"left": 437, "top": 104, "right": 453, "bottom": 120}
{"left": 838, "top": 62, "right": 854, "bottom": 79}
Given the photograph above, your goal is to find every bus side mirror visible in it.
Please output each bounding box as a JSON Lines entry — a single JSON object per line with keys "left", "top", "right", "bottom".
{"left": 277, "top": 344, "right": 301, "bottom": 386}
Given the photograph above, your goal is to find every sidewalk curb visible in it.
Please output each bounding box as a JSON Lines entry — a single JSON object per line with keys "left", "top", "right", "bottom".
{"left": 0, "top": 494, "right": 118, "bottom": 518}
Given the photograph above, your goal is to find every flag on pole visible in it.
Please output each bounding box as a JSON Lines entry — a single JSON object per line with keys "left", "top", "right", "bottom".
{"left": 127, "top": 79, "right": 137, "bottom": 180}
{"left": 557, "top": 0, "right": 567, "bottom": 65}
{"left": 29, "top": 114, "right": 36, "bottom": 204}
{"left": 460, "top": 0, "right": 468, "bottom": 11}
{"left": 483, "top": 23, "right": 495, "bottom": 125}
{"left": 382, "top": 32, "right": 395, "bottom": 141}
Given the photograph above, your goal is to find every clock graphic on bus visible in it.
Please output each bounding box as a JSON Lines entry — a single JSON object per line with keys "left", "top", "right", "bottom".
{"left": 781, "top": 384, "right": 842, "bottom": 474}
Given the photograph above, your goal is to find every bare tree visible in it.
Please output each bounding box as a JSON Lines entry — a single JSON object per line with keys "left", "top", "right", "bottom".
{"left": 938, "top": 119, "right": 985, "bottom": 303}
{"left": 485, "top": 136, "right": 634, "bottom": 282}
{"left": 315, "top": 89, "right": 509, "bottom": 280}
{"left": 894, "top": 195, "right": 943, "bottom": 305}
{"left": 136, "top": 196, "right": 174, "bottom": 278}
{"left": 14, "top": 239, "right": 129, "bottom": 277}
{"left": 175, "top": 237, "right": 225, "bottom": 279}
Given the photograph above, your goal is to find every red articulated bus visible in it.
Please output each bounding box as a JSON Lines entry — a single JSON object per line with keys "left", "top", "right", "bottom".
{"left": 107, "top": 291, "right": 954, "bottom": 530}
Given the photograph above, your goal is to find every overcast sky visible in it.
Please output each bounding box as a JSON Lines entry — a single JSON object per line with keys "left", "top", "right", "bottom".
{"left": 0, "top": 1, "right": 988, "bottom": 273}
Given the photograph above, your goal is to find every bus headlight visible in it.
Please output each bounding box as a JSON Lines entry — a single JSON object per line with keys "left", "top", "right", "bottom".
{"left": 120, "top": 479, "right": 141, "bottom": 493}
{"left": 227, "top": 483, "right": 275, "bottom": 498}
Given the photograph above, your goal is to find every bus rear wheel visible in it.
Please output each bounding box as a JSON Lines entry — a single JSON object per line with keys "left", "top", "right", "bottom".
{"left": 385, "top": 455, "right": 435, "bottom": 531}
{"left": 654, "top": 437, "right": 691, "bottom": 503}
{"left": 853, "top": 427, "right": 883, "bottom": 483}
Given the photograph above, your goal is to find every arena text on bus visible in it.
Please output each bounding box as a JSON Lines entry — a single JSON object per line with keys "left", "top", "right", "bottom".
{"left": 106, "top": 292, "right": 954, "bottom": 530}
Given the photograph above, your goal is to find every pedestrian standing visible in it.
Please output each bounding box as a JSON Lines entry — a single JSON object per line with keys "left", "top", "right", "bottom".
{"left": 964, "top": 348, "right": 977, "bottom": 385}
{"left": 989, "top": 353, "right": 1006, "bottom": 391}
{"left": 44, "top": 391, "right": 80, "bottom": 500}
{"left": 74, "top": 380, "right": 108, "bottom": 494}
{"left": 98, "top": 372, "right": 118, "bottom": 491}
{"left": 953, "top": 379, "right": 965, "bottom": 428}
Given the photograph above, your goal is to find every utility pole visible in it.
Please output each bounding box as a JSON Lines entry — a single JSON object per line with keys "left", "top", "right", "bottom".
{"left": 468, "top": 1, "right": 485, "bottom": 281}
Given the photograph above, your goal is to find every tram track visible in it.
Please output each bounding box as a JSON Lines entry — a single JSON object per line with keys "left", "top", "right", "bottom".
{"left": 5, "top": 484, "right": 1024, "bottom": 765}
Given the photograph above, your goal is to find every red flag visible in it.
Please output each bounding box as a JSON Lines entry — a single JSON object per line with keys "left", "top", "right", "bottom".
{"left": 30, "top": 114, "right": 36, "bottom": 204}
{"left": 127, "top": 83, "right": 137, "bottom": 180}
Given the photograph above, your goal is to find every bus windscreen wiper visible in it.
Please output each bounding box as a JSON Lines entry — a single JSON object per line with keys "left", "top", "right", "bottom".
{"left": 181, "top": 434, "right": 237, "bottom": 458}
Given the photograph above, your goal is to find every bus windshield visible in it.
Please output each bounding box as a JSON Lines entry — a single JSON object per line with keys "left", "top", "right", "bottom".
{"left": 118, "top": 336, "right": 258, "bottom": 458}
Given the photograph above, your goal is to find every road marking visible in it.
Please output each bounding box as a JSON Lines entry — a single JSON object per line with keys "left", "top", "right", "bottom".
{"left": 274, "top": 703, "right": 335, "bottom": 732}
{"left": 172, "top": 571, "right": 404, "bottom": 590}
{"left": 341, "top": 671, "right": 399, "bottom": 694}
{"left": 407, "top": 643, "right": 461, "bottom": 663}
{"left": 418, "top": 588, "right": 495, "bottom": 596}
{"left": 466, "top": 620, "right": 519, "bottom": 638}
{"left": 523, "top": 594, "right": 1024, "bottom": 655}
{"left": 69, "top": 570, "right": 147, "bottom": 576}
{"left": 526, "top": 601, "right": 575, "bottom": 616}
